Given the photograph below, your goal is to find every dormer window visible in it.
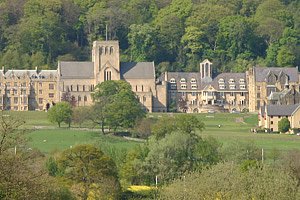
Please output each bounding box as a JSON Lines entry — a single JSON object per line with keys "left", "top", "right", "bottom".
{"left": 219, "top": 85, "right": 225, "bottom": 89}
{"left": 218, "top": 78, "right": 225, "bottom": 84}
{"left": 240, "top": 85, "right": 246, "bottom": 89}
{"left": 170, "top": 78, "right": 176, "bottom": 83}
{"left": 239, "top": 79, "right": 245, "bottom": 84}
{"left": 191, "top": 85, "right": 197, "bottom": 89}
{"left": 230, "top": 85, "right": 236, "bottom": 90}
{"left": 181, "top": 84, "right": 187, "bottom": 89}
{"left": 180, "top": 78, "right": 186, "bottom": 83}
{"left": 191, "top": 78, "right": 196, "bottom": 84}
{"left": 229, "top": 79, "right": 235, "bottom": 84}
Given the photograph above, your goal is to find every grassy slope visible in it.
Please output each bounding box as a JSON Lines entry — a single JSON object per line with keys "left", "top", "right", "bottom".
{"left": 4, "top": 111, "right": 299, "bottom": 153}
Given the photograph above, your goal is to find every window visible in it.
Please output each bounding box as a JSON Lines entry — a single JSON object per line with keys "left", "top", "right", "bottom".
{"left": 14, "top": 106, "right": 18, "bottom": 110}
{"left": 39, "top": 82, "right": 42, "bottom": 87}
{"left": 192, "top": 92, "right": 196, "bottom": 96}
{"left": 49, "top": 93, "right": 54, "bottom": 98}
{"left": 181, "top": 84, "right": 187, "bottom": 89}
{"left": 170, "top": 78, "right": 176, "bottom": 83}
{"left": 271, "top": 116, "right": 273, "bottom": 118}
{"left": 49, "top": 83, "right": 54, "bottom": 90}
{"left": 240, "top": 85, "right": 246, "bottom": 89}
{"left": 218, "top": 78, "right": 224, "bottom": 84}
{"left": 6, "top": 82, "right": 10, "bottom": 87}
{"left": 257, "top": 86, "right": 260, "bottom": 91}
{"left": 180, "top": 78, "right": 186, "bottom": 83}
{"left": 219, "top": 85, "right": 225, "bottom": 89}
{"left": 14, "top": 97, "right": 18, "bottom": 104}
{"left": 39, "top": 90, "right": 42, "bottom": 95}
{"left": 104, "top": 70, "right": 112, "bottom": 81}
{"left": 239, "top": 79, "right": 245, "bottom": 84}
{"left": 241, "top": 92, "right": 244, "bottom": 96}
{"left": 191, "top": 85, "right": 197, "bottom": 89}
{"left": 14, "top": 82, "right": 17, "bottom": 87}
{"left": 22, "top": 82, "right": 26, "bottom": 87}
{"left": 78, "top": 96, "right": 81, "bottom": 101}
{"left": 141, "top": 85, "right": 144, "bottom": 92}
{"left": 230, "top": 85, "right": 236, "bottom": 90}
{"left": 181, "top": 92, "right": 186, "bottom": 96}
{"left": 23, "top": 98, "right": 27, "bottom": 104}
{"left": 229, "top": 79, "right": 235, "bottom": 84}
{"left": 230, "top": 92, "right": 234, "bottom": 96}
{"left": 70, "top": 85, "right": 73, "bottom": 91}
{"left": 170, "top": 84, "right": 177, "bottom": 89}
{"left": 13, "top": 89, "right": 17, "bottom": 95}
{"left": 257, "top": 93, "right": 260, "bottom": 98}
{"left": 271, "top": 121, "right": 273, "bottom": 125}
{"left": 220, "top": 92, "right": 225, "bottom": 97}
{"left": 84, "top": 96, "right": 87, "bottom": 101}
{"left": 83, "top": 85, "right": 85, "bottom": 92}
{"left": 39, "top": 98, "right": 43, "bottom": 104}
{"left": 191, "top": 78, "right": 196, "bottom": 84}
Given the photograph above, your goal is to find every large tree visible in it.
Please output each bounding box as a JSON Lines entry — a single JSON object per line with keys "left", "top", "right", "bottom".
{"left": 91, "top": 80, "right": 145, "bottom": 133}
{"left": 48, "top": 102, "right": 73, "bottom": 127}
{"left": 57, "top": 144, "right": 121, "bottom": 200}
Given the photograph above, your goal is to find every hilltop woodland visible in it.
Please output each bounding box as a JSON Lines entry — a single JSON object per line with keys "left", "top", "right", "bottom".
{"left": 0, "top": 0, "right": 299, "bottom": 74}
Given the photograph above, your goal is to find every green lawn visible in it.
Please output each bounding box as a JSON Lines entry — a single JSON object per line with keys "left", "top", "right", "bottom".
{"left": 3, "top": 111, "right": 299, "bottom": 153}
{"left": 27, "top": 129, "right": 140, "bottom": 154}
{"left": 196, "top": 113, "right": 300, "bottom": 151}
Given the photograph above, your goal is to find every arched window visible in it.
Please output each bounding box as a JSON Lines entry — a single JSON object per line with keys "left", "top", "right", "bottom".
{"left": 110, "top": 46, "right": 113, "bottom": 54}
{"left": 105, "top": 46, "right": 109, "bottom": 54}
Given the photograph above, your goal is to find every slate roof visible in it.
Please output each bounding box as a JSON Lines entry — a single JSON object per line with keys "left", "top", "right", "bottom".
{"left": 39, "top": 70, "right": 58, "bottom": 78}
{"left": 267, "top": 88, "right": 290, "bottom": 101}
{"left": 254, "top": 67, "right": 299, "bottom": 82}
{"left": 266, "top": 104, "right": 300, "bottom": 116}
{"left": 210, "top": 73, "right": 247, "bottom": 91}
{"left": 59, "top": 61, "right": 94, "bottom": 79}
{"left": 166, "top": 72, "right": 202, "bottom": 90}
{"left": 120, "top": 62, "right": 155, "bottom": 79}
{"left": 5, "top": 70, "right": 38, "bottom": 78}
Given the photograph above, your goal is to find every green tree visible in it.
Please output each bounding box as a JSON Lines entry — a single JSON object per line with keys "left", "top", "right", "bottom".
{"left": 72, "top": 106, "right": 89, "bottom": 127}
{"left": 278, "top": 117, "right": 290, "bottom": 133}
{"left": 92, "top": 80, "right": 145, "bottom": 132}
{"left": 57, "top": 144, "right": 121, "bottom": 200}
{"left": 160, "top": 162, "right": 298, "bottom": 200}
{"left": 0, "top": 114, "right": 25, "bottom": 155}
{"left": 48, "top": 102, "right": 73, "bottom": 127}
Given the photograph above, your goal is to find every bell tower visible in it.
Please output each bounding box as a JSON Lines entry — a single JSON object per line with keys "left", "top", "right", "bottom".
{"left": 200, "top": 59, "right": 213, "bottom": 82}
{"left": 92, "top": 40, "right": 120, "bottom": 84}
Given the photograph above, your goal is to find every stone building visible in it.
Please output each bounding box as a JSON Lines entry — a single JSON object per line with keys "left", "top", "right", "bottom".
{"left": 0, "top": 40, "right": 299, "bottom": 113}
{"left": 57, "top": 40, "right": 167, "bottom": 112}
{"left": 161, "top": 60, "right": 249, "bottom": 113}
{"left": 0, "top": 67, "right": 57, "bottom": 111}
{"left": 247, "top": 67, "right": 300, "bottom": 112}
{"left": 259, "top": 104, "right": 300, "bottom": 132}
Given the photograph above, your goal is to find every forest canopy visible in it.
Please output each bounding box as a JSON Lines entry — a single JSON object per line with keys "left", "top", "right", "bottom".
{"left": 0, "top": 0, "right": 299, "bottom": 73}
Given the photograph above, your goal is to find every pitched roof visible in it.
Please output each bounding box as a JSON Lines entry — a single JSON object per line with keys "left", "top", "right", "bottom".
{"left": 166, "top": 72, "right": 202, "bottom": 90}
{"left": 120, "top": 62, "right": 155, "bottom": 79}
{"left": 266, "top": 104, "right": 300, "bottom": 116}
{"left": 254, "top": 67, "right": 298, "bottom": 82}
{"left": 210, "top": 73, "right": 247, "bottom": 91}
{"left": 59, "top": 61, "right": 94, "bottom": 79}
{"left": 5, "top": 70, "right": 37, "bottom": 78}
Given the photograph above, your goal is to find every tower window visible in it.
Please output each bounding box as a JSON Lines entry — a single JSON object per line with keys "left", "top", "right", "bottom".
{"left": 110, "top": 46, "right": 113, "bottom": 54}
{"left": 104, "top": 70, "right": 112, "bottom": 81}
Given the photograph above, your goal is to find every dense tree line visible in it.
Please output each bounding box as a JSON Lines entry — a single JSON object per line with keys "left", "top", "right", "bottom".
{"left": 0, "top": 0, "right": 299, "bottom": 73}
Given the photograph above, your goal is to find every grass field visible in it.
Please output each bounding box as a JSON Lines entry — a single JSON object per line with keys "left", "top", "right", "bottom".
{"left": 28, "top": 129, "right": 140, "bottom": 154}
{"left": 2, "top": 111, "right": 299, "bottom": 153}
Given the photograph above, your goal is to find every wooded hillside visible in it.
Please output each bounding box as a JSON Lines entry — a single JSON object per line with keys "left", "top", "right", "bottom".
{"left": 0, "top": 0, "right": 299, "bottom": 74}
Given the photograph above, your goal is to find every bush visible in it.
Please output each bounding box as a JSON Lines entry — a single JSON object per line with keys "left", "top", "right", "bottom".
{"left": 278, "top": 118, "right": 290, "bottom": 133}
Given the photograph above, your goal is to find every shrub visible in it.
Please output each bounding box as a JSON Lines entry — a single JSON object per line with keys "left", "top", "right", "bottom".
{"left": 278, "top": 118, "right": 290, "bottom": 133}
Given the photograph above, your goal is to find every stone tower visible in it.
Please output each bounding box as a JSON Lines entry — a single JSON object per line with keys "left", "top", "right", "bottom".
{"left": 92, "top": 40, "right": 120, "bottom": 84}
{"left": 200, "top": 59, "right": 213, "bottom": 82}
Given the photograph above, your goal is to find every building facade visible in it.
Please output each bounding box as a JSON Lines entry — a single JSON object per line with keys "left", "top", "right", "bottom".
{"left": 0, "top": 40, "right": 299, "bottom": 113}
